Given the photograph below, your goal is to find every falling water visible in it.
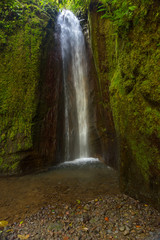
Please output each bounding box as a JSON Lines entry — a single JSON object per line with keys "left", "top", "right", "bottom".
{"left": 58, "top": 10, "right": 89, "bottom": 161}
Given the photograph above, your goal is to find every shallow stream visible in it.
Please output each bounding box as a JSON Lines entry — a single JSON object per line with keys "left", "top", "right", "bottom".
{"left": 0, "top": 159, "right": 119, "bottom": 223}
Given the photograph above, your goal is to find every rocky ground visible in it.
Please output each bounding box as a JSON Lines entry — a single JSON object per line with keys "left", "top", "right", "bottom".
{"left": 0, "top": 193, "right": 160, "bottom": 240}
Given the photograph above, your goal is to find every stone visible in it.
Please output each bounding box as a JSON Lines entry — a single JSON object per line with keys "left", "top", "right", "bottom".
{"left": 84, "top": 204, "right": 90, "bottom": 211}
{"left": 123, "top": 227, "right": 130, "bottom": 236}
{"left": 119, "top": 226, "right": 125, "bottom": 232}
{"left": 47, "top": 222, "right": 63, "bottom": 231}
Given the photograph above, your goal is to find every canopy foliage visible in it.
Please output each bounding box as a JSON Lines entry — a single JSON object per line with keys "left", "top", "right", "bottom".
{"left": 58, "top": 0, "right": 90, "bottom": 13}
{"left": 97, "top": 0, "right": 154, "bottom": 35}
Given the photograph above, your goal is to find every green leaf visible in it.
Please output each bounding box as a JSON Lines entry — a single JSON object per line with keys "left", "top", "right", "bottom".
{"left": 101, "top": 13, "right": 112, "bottom": 19}
{"left": 97, "top": 8, "right": 107, "bottom": 12}
{"left": 128, "top": 6, "right": 137, "bottom": 11}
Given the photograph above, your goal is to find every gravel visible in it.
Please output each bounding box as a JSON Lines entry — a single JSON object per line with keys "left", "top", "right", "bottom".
{"left": 0, "top": 193, "right": 160, "bottom": 240}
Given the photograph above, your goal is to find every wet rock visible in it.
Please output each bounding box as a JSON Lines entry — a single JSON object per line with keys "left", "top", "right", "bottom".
{"left": 83, "top": 204, "right": 90, "bottom": 211}
{"left": 118, "top": 226, "right": 124, "bottom": 232}
{"left": 48, "top": 222, "right": 63, "bottom": 231}
{"left": 123, "top": 226, "right": 130, "bottom": 236}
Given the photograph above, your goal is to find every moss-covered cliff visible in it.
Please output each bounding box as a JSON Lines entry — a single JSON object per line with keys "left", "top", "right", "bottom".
{"left": 0, "top": 0, "right": 58, "bottom": 174}
{"left": 89, "top": 0, "right": 160, "bottom": 209}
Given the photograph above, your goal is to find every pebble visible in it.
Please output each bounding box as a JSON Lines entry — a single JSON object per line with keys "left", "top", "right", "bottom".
{"left": 119, "top": 226, "right": 125, "bottom": 231}
{"left": 0, "top": 194, "right": 159, "bottom": 240}
{"left": 124, "top": 228, "right": 130, "bottom": 236}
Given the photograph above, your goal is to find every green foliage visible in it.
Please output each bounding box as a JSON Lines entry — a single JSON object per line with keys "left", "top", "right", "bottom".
{"left": 0, "top": 0, "right": 58, "bottom": 49}
{"left": 97, "top": 0, "right": 154, "bottom": 34}
{"left": 0, "top": 0, "right": 22, "bottom": 47}
{"left": 97, "top": 0, "right": 137, "bottom": 30}
{"left": 38, "top": 0, "right": 59, "bottom": 11}
{"left": 58, "top": 0, "right": 90, "bottom": 14}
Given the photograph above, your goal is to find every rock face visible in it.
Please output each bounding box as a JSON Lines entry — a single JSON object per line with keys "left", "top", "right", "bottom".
{"left": 0, "top": 1, "right": 60, "bottom": 174}
{"left": 88, "top": 0, "right": 160, "bottom": 209}
{"left": 29, "top": 18, "right": 63, "bottom": 171}
{"left": 79, "top": 5, "right": 118, "bottom": 168}
{"left": 0, "top": 2, "right": 103, "bottom": 174}
{"left": 88, "top": 2, "right": 119, "bottom": 169}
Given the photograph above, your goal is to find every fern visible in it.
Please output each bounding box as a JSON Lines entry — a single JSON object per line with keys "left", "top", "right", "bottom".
{"left": 98, "top": 0, "right": 138, "bottom": 31}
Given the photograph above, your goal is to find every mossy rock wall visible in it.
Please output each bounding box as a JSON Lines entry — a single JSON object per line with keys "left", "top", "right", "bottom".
{"left": 0, "top": 1, "right": 59, "bottom": 174}
{"left": 88, "top": 3, "right": 119, "bottom": 169}
{"left": 89, "top": 0, "right": 160, "bottom": 209}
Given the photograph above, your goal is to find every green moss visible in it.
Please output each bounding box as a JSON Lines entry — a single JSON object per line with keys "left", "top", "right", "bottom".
{"left": 0, "top": 157, "right": 3, "bottom": 165}
{"left": 0, "top": 0, "right": 57, "bottom": 173}
{"left": 89, "top": 0, "right": 160, "bottom": 208}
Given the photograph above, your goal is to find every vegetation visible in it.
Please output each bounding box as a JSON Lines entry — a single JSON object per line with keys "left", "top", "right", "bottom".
{"left": 0, "top": 0, "right": 90, "bottom": 173}
{"left": 97, "top": 0, "right": 153, "bottom": 35}
{"left": 0, "top": 0, "right": 58, "bottom": 173}
{"left": 58, "top": 0, "right": 90, "bottom": 14}
{"left": 0, "top": 0, "right": 58, "bottom": 49}
{"left": 89, "top": 0, "right": 160, "bottom": 207}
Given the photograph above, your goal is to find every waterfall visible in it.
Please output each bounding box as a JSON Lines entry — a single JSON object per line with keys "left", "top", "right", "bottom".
{"left": 58, "top": 10, "right": 89, "bottom": 161}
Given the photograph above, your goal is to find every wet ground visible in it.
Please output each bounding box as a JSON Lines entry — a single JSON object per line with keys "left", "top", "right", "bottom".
{"left": 0, "top": 158, "right": 159, "bottom": 239}
{"left": 0, "top": 158, "right": 119, "bottom": 223}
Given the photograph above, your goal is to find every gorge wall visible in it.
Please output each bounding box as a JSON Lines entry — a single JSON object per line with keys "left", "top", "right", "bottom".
{"left": 88, "top": 0, "right": 160, "bottom": 209}
{"left": 0, "top": 1, "right": 61, "bottom": 174}
{"left": 0, "top": 1, "right": 103, "bottom": 174}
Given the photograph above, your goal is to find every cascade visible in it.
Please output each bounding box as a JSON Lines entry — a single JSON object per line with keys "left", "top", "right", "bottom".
{"left": 58, "top": 10, "right": 89, "bottom": 161}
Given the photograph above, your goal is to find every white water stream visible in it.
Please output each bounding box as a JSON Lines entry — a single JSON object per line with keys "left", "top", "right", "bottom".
{"left": 58, "top": 10, "right": 89, "bottom": 161}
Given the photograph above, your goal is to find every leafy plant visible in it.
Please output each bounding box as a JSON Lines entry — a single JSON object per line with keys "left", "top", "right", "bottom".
{"left": 0, "top": 0, "right": 59, "bottom": 49}
{"left": 97, "top": 0, "right": 137, "bottom": 31}
{"left": 58, "top": 0, "right": 90, "bottom": 14}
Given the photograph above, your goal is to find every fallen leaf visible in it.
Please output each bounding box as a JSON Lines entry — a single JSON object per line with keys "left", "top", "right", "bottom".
{"left": 116, "top": 205, "right": 121, "bottom": 209}
{"left": 6, "top": 229, "right": 13, "bottom": 233}
{"left": 105, "top": 217, "right": 109, "bottom": 221}
{"left": 17, "top": 234, "right": 30, "bottom": 240}
{"left": 63, "top": 236, "right": 69, "bottom": 240}
{"left": 136, "top": 225, "right": 141, "bottom": 228}
{"left": 76, "top": 200, "right": 81, "bottom": 204}
{"left": 0, "top": 221, "right": 8, "bottom": 228}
